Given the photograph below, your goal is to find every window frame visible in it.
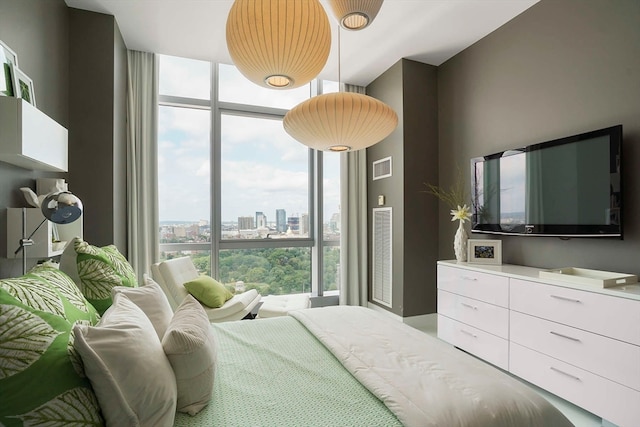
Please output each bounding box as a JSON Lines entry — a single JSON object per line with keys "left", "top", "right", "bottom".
{"left": 158, "top": 59, "right": 339, "bottom": 299}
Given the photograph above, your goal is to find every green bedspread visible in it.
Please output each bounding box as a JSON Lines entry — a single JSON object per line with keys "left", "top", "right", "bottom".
{"left": 174, "top": 316, "right": 401, "bottom": 427}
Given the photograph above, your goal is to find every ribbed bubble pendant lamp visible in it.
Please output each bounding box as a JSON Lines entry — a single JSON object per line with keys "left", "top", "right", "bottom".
{"left": 283, "top": 92, "right": 397, "bottom": 152}
{"left": 328, "top": 0, "right": 384, "bottom": 30}
{"left": 226, "top": 0, "right": 332, "bottom": 89}
{"left": 283, "top": 21, "right": 397, "bottom": 152}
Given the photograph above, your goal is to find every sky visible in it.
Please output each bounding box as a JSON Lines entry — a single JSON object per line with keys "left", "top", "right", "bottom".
{"left": 157, "top": 56, "right": 341, "bottom": 224}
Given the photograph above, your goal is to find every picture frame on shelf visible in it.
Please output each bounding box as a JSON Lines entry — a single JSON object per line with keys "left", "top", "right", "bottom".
{"left": 0, "top": 40, "right": 19, "bottom": 97}
{"left": 468, "top": 239, "right": 502, "bottom": 265}
{"left": 12, "top": 64, "right": 36, "bottom": 106}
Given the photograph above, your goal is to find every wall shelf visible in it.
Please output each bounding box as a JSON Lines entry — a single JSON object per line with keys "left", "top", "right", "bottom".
{"left": 0, "top": 97, "right": 68, "bottom": 172}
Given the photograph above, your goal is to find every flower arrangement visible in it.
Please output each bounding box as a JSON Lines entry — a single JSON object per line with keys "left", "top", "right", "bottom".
{"left": 423, "top": 168, "right": 471, "bottom": 262}
{"left": 423, "top": 167, "right": 470, "bottom": 223}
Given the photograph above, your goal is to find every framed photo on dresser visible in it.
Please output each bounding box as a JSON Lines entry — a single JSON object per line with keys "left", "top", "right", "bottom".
{"left": 468, "top": 239, "right": 502, "bottom": 265}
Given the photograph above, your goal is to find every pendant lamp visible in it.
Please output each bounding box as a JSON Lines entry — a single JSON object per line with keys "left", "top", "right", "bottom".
{"left": 226, "top": 0, "right": 331, "bottom": 89}
{"left": 328, "top": 0, "right": 384, "bottom": 30}
{"left": 283, "top": 19, "right": 397, "bottom": 152}
{"left": 283, "top": 92, "right": 397, "bottom": 152}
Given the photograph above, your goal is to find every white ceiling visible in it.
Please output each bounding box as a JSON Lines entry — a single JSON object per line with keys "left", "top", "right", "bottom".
{"left": 64, "top": 0, "right": 539, "bottom": 86}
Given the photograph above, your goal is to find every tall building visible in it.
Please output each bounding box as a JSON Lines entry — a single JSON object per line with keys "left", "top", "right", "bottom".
{"left": 276, "top": 209, "right": 286, "bottom": 233}
{"left": 329, "top": 212, "right": 340, "bottom": 232}
{"left": 300, "top": 213, "right": 309, "bottom": 235}
{"left": 287, "top": 216, "right": 300, "bottom": 233}
{"left": 256, "top": 211, "right": 267, "bottom": 228}
{"left": 238, "top": 216, "right": 254, "bottom": 230}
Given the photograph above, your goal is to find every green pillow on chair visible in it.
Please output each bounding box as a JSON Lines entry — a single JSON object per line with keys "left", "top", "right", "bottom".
{"left": 183, "top": 276, "right": 233, "bottom": 308}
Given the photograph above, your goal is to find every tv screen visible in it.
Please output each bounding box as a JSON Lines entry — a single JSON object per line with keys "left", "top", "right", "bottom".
{"left": 471, "top": 125, "right": 623, "bottom": 238}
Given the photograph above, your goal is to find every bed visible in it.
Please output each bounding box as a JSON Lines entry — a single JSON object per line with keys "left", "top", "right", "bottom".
{"left": 175, "top": 305, "right": 573, "bottom": 427}
{"left": 0, "top": 254, "right": 573, "bottom": 427}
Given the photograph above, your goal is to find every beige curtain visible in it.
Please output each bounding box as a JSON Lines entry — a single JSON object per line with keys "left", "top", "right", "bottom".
{"left": 339, "top": 84, "right": 369, "bottom": 306}
{"left": 126, "top": 50, "right": 159, "bottom": 280}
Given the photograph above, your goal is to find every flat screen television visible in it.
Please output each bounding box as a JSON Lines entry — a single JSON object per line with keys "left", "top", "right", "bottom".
{"left": 470, "top": 125, "right": 623, "bottom": 238}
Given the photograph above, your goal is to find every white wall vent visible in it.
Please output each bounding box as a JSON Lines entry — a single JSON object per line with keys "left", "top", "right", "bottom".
{"left": 372, "top": 207, "right": 392, "bottom": 307}
{"left": 372, "top": 156, "right": 392, "bottom": 180}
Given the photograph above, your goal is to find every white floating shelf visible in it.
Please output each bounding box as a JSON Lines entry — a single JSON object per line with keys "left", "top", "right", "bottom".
{"left": 0, "top": 97, "right": 68, "bottom": 172}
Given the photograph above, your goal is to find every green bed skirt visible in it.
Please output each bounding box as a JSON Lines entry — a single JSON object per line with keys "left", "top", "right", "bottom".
{"left": 174, "top": 316, "right": 401, "bottom": 427}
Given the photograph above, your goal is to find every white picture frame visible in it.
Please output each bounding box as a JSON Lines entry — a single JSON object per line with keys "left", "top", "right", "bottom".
{"left": 468, "top": 239, "right": 502, "bottom": 265}
{"left": 12, "top": 64, "right": 36, "bottom": 106}
{"left": 0, "top": 39, "right": 19, "bottom": 97}
{"left": 0, "top": 40, "right": 19, "bottom": 66}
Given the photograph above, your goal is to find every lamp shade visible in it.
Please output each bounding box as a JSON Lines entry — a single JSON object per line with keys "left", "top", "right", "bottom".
{"left": 226, "top": 0, "right": 331, "bottom": 89}
{"left": 41, "top": 191, "right": 83, "bottom": 224}
{"left": 328, "top": 0, "right": 384, "bottom": 30}
{"left": 283, "top": 92, "right": 398, "bottom": 152}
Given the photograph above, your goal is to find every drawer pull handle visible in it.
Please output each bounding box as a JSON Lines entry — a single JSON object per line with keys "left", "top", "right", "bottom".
{"left": 550, "top": 366, "right": 581, "bottom": 382}
{"left": 460, "top": 329, "right": 477, "bottom": 338}
{"left": 550, "top": 294, "right": 581, "bottom": 303}
{"left": 550, "top": 331, "right": 581, "bottom": 342}
{"left": 461, "top": 302, "right": 478, "bottom": 310}
{"left": 461, "top": 276, "right": 478, "bottom": 281}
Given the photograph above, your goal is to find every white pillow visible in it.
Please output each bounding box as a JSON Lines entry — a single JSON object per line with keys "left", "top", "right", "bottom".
{"left": 112, "top": 278, "right": 173, "bottom": 339}
{"left": 74, "top": 293, "right": 177, "bottom": 427}
{"left": 162, "top": 294, "right": 217, "bottom": 415}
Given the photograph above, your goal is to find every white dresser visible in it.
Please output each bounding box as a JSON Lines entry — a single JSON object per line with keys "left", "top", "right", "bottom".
{"left": 437, "top": 261, "right": 640, "bottom": 427}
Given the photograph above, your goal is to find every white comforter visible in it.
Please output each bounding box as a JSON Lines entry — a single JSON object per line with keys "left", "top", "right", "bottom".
{"left": 290, "top": 306, "right": 573, "bottom": 427}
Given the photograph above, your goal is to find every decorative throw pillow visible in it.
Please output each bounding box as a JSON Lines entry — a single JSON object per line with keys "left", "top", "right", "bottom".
{"left": 183, "top": 275, "right": 233, "bottom": 308}
{"left": 112, "top": 279, "right": 174, "bottom": 339}
{"left": 73, "top": 293, "right": 177, "bottom": 427}
{"left": 61, "top": 237, "right": 138, "bottom": 315}
{"left": 162, "top": 295, "right": 217, "bottom": 415}
{"left": 0, "top": 267, "right": 104, "bottom": 426}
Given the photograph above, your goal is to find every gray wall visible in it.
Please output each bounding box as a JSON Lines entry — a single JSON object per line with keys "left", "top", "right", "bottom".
{"left": 68, "top": 8, "right": 128, "bottom": 253}
{"left": 0, "top": 0, "right": 69, "bottom": 277}
{"left": 367, "top": 59, "right": 439, "bottom": 317}
{"left": 438, "top": 0, "right": 640, "bottom": 274}
{"left": 0, "top": 3, "right": 128, "bottom": 278}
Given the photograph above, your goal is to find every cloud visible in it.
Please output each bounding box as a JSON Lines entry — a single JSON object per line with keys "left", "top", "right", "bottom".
{"left": 159, "top": 55, "right": 211, "bottom": 100}
{"left": 157, "top": 56, "right": 340, "bottom": 223}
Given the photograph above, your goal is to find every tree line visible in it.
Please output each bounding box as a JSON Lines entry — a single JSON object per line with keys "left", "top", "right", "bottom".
{"left": 162, "top": 247, "right": 339, "bottom": 295}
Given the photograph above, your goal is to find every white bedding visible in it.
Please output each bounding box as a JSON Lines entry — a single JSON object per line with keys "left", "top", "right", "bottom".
{"left": 290, "top": 306, "right": 574, "bottom": 427}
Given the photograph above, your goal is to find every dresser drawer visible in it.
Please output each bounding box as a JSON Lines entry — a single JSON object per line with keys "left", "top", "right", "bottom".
{"left": 510, "top": 311, "right": 640, "bottom": 391}
{"left": 510, "top": 343, "right": 640, "bottom": 427}
{"left": 437, "top": 314, "right": 508, "bottom": 370}
{"left": 438, "top": 290, "right": 509, "bottom": 339}
{"left": 510, "top": 278, "right": 640, "bottom": 345}
{"left": 437, "top": 265, "right": 509, "bottom": 307}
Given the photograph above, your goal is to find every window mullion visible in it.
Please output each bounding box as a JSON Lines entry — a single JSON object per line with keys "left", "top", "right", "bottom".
{"left": 312, "top": 150, "right": 323, "bottom": 297}
{"left": 211, "top": 62, "right": 221, "bottom": 279}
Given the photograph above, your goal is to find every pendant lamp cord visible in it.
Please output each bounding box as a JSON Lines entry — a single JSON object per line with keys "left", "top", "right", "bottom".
{"left": 338, "top": 26, "right": 342, "bottom": 92}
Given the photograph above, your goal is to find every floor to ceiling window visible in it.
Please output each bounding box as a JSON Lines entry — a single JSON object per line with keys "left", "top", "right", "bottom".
{"left": 158, "top": 55, "right": 340, "bottom": 298}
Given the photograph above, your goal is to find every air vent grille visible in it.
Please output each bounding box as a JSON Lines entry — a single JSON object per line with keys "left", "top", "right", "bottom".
{"left": 372, "top": 207, "right": 392, "bottom": 307}
{"left": 372, "top": 156, "right": 392, "bottom": 180}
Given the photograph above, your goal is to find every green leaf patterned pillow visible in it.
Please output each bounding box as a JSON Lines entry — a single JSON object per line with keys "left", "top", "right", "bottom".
{"left": 61, "top": 237, "right": 138, "bottom": 315}
{"left": 0, "top": 267, "right": 104, "bottom": 426}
